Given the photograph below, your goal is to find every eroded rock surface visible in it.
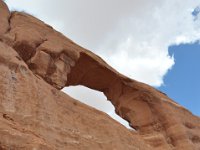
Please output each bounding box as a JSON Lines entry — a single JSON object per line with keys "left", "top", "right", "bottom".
{"left": 0, "top": 0, "right": 200, "bottom": 149}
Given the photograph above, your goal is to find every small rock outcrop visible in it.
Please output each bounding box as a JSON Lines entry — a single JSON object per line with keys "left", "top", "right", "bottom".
{"left": 0, "top": 0, "right": 200, "bottom": 149}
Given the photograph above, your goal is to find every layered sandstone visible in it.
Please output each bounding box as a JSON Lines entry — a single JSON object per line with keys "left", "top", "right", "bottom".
{"left": 0, "top": 0, "right": 200, "bottom": 149}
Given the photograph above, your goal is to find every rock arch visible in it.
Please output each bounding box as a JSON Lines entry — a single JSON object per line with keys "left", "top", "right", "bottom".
{"left": 1, "top": 3, "right": 200, "bottom": 149}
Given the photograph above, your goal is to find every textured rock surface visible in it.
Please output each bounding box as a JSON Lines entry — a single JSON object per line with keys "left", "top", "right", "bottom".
{"left": 0, "top": 0, "right": 200, "bottom": 149}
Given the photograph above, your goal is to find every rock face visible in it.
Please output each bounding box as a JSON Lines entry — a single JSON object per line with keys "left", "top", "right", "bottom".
{"left": 0, "top": 0, "right": 200, "bottom": 149}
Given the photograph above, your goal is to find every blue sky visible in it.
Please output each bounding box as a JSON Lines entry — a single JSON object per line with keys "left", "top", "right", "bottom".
{"left": 159, "top": 42, "right": 200, "bottom": 116}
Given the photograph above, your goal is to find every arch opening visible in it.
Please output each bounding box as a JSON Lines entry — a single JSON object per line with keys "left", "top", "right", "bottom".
{"left": 62, "top": 85, "right": 134, "bottom": 129}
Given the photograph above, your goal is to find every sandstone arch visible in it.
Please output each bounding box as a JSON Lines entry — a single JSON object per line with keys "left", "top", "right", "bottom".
{"left": 0, "top": 1, "right": 200, "bottom": 149}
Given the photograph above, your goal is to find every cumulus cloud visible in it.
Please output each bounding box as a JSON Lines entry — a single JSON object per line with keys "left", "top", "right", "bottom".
{"left": 5, "top": 0, "right": 200, "bottom": 86}
{"left": 5, "top": 0, "right": 200, "bottom": 127}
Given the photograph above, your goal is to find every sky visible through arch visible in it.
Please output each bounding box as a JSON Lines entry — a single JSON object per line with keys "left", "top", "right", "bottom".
{"left": 5, "top": 0, "right": 200, "bottom": 127}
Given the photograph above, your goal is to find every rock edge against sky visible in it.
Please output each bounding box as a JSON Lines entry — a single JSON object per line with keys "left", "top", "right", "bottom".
{"left": 0, "top": 0, "right": 200, "bottom": 149}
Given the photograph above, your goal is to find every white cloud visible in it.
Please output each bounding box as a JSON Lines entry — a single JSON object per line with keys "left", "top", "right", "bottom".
{"left": 5, "top": 0, "right": 200, "bottom": 126}
{"left": 5, "top": 0, "right": 200, "bottom": 86}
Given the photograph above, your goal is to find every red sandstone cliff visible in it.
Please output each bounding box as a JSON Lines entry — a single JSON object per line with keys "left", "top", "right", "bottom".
{"left": 0, "top": 1, "right": 200, "bottom": 149}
